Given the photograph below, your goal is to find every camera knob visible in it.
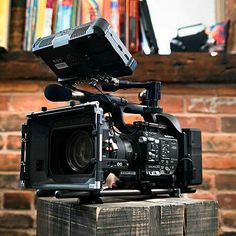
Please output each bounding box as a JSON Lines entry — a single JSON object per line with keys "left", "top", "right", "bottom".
{"left": 139, "top": 136, "right": 147, "bottom": 143}
{"left": 165, "top": 166, "right": 170, "bottom": 173}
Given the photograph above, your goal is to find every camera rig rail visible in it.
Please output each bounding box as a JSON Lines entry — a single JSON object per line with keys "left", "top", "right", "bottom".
{"left": 21, "top": 18, "right": 202, "bottom": 201}
{"left": 21, "top": 78, "right": 201, "bottom": 200}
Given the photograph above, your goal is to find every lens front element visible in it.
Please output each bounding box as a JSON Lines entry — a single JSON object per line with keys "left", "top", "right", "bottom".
{"left": 66, "top": 131, "right": 93, "bottom": 173}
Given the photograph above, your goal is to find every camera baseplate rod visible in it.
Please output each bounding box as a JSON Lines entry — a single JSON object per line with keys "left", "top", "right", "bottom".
{"left": 37, "top": 187, "right": 196, "bottom": 200}
{"left": 54, "top": 188, "right": 184, "bottom": 198}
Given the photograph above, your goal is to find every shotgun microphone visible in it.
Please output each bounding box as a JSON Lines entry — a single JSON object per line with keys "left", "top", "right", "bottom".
{"left": 44, "top": 84, "right": 86, "bottom": 102}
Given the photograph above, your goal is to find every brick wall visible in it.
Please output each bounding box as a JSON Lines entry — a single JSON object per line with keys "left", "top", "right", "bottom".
{"left": 0, "top": 80, "right": 236, "bottom": 235}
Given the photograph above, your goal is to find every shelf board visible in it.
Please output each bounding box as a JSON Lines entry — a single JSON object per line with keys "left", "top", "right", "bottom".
{"left": 1, "top": 51, "right": 236, "bottom": 83}
{"left": 133, "top": 52, "right": 236, "bottom": 83}
{"left": 0, "top": 51, "right": 55, "bottom": 81}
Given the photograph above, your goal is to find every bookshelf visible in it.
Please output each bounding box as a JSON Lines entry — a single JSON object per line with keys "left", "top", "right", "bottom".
{"left": 1, "top": 1, "right": 236, "bottom": 83}
{"left": 1, "top": 51, "right": 236, "bottom": 83}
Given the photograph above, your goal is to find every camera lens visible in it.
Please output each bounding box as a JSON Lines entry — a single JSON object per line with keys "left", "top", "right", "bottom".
{"left": 66, "top": 131, "right": 93, "bottom": 173}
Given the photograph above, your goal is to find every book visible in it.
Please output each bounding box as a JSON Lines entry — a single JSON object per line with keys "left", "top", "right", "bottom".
{"left": 76, "top": 0, "right": 82, "bottom": 25}
{"left": 43, "top": 0, "right": 54, "bottom": 36}
{"left": 80, "top": 0, "right": 102, "bottom": 24}
{"left": 126, "top": 0, "right": 139, "bottom": 52}
{"left": 9, "top": 0, "right": 26, "bottom": 51}
{"left": 21, "top": 0, "right": 142, "bottom": 52}
{"left": 0, "top": 0, "right": 11, "bottom": 51}
{"left": 110, "top": 0, "right": 120, "bottom": 36}
{"left": 30, "top": 0, "right": 38, "bottom": 49}
{"left": 23, "top": 0, "right": 38, "bottom": 51}
{"left": 100, "top": 0, "right": 111, "bottom": 25}
{"left": 119, "top": 0, "right": 126, "bottom": 43}
{"left": 35, "top": 0, "right": 47, "bottom": 39}
{"left": 56, "top": 0, "right": 73, "bottom": 32}
{"left": 139, "top": 0, "right": 158, "bottom": 54}
{"left": 71, "top": 0, "right": 78, "bottom": 27}
{"left": 78, "top": 0, "right": 120, "bottom": 36}
{"left": 23, "top": 0, "right": 31, "bottom": 50}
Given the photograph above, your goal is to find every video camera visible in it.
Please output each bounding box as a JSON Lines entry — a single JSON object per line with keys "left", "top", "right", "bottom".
{"left": 20, "top": 18, "right": 202, "bottom": 200}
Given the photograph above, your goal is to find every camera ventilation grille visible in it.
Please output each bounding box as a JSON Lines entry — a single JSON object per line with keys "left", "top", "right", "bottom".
{"left": 39, "top": 36, "right": 55, "bottom": 48}
{"left": 70, "top": 25, "right": 90, "bottom": 39}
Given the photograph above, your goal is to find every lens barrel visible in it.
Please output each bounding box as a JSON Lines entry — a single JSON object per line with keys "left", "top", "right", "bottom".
{"left": 66, "top": 131, "right": 93, "bottom": 173}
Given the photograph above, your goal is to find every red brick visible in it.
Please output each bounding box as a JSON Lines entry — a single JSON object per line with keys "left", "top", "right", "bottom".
{"left": 162, "top": 84, "right": 236, "bottom": 97}
{"left": 124, "top": 114, "right": 144, "bottom": 124}
{"left": 0, "top": 96, "right": 9, "bottom": 110}
{"left": 203, "top": 154, "right": 236, "bottom": 170}
{"left": 162, "top": 84, "right": 217, "bottom": 96}
{"left": 216, "top": 174, "right": 236, "bottom": 190}
{"left": 186, "top": 96, "right": 236, "bottom": 114}
{"left": 0, "top": 212, "right": 34, "bottom": 228}
{"left": 177, "top": 115, "right": 217, "bottom": 132}
{"left": 198, "top": 172, "right": 215, "bottom": 190}
{"left": 215, "top": 85, "right": 236, "bottom": 96}
{"left": 0, "top": 113, "right": 25, "bottom": 131}
{"left": 217, "top": 193, "right": 236, "bottom": 209}
{"left": 122, "top": 94, "right": 140, "bottom": 104}
{"left": 0, "top": 174, "right": 19, "bottom": 189}
{"left": 3, "top": 191, "right": 34, "bottom": 210}
{"left": 160, "top": 95, "right": 183, "bottom": 113}
{"left": 0, "top": 153, "right": 20, "bottom": 171}
{"left": 202, "top": 134, "right": 236, "bottom": 153}
{"left": 7, "top": 135, "right": 21, "bottom": 150}
{"left": 114, "top": 89, "right": 142, "bottom": 103}
{"left": 67, "top": 84, "right": 100, "bottom": 97}
{"left": 188, "top": 190, "right": 215, "bottom": 200}
{"left": 221, "top": 117, "right": 236, "bottom": 133}
{"left": 109, "top": 93, "right": 183, "bottom": 113}
{"left": 0, "top": 81, "right": 40, "bottom": 93}
{"left": 9, "top": 95, "right": 67, "bottom": 113}
{"left": 221, "top": 211, "right": 236, "bottom": 228}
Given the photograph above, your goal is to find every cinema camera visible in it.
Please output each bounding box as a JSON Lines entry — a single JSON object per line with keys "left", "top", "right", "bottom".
{"left": 20, "top": 18, "right": 202, "bottom": 199}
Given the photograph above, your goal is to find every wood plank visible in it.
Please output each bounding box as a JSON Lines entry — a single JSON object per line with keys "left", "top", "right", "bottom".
{"left": 224, "top": 0, "right": 236, "bottom": 53}
{"left": 147, "top": 198, "right": 219, "bottom": 236}
{"left": 132, "top": 53, "right": 236, "bottom": 83}
{"left": 37, "top": 197, "right": 218, "bottom": 236}
{"left": 0, "top": 52, "right": 56, "bottom": 80}
{"left": 1, "top": 52, "right": 236, "bottom": 83}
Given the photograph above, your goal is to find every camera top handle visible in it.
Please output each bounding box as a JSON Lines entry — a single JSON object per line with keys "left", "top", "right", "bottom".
{"left": 101, "top": 79, "right": 162, "bottom": 113}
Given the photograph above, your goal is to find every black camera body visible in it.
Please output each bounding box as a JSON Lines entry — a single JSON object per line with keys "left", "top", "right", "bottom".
{"left": 20, "top": 18, "right": 202, "bottom": 198}
{"left": 21, "top": 101, "right": 202, "bottom": 191}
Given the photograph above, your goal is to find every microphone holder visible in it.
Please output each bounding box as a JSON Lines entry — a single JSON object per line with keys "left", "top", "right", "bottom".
{"left": 101, "top": 79, "right": 163, "bottom": 113}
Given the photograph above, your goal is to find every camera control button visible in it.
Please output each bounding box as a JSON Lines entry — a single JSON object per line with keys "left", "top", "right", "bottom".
{"left": 148, "top": 137, "right": 154, "bottom": 142}
{"left": 148, "top": 152, "right": 155, "bottom": 159}
{"left": 165, "top": 166, "right": 170, "bottom": 172}
{"left": 139, "top": 136, "right": 147, "bottom": 143}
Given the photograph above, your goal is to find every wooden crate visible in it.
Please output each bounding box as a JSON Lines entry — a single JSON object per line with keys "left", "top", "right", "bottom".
{"left": 37, "top": 197, "right": 218, "bottom": 236}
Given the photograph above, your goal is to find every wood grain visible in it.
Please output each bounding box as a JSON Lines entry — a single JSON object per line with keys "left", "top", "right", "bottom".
{"left": 37, "top": 197, "right": 218, "bottom": 236}
{"left": 1, "top": 52, "right": 236, "bottom": 83}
